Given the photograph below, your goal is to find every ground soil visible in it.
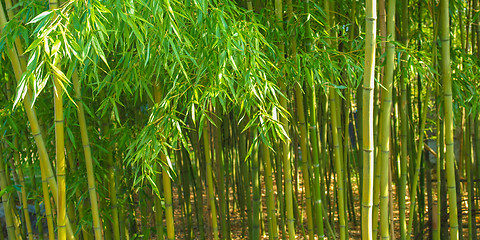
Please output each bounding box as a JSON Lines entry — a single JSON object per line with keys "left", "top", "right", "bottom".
{"left": 169, "top": 169, "right": 480, "bottom": 240}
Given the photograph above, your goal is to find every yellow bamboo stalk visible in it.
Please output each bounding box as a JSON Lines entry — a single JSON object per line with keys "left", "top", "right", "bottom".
{"left": 54, "top": 71, "right": 67, "bottom": 240}
{"left": 48, "top": 0, "right": 67, "bottom": 238}
{"left": 40, "top": 157, "right": 56, "bottom": 240}
{"left": 0, "top": 4, "right": 75, "bottom": 239}
{"left": 162, "top": 165, "right": 175, "bottom": 240}
{"left": 362, "top": 0, "right": 377, "bottom": 239}
{"left": 153, "top": 83, "right": 175, "bottom": 239}
{"left": 72, "top": 71, "right": 103, "bottom": 239}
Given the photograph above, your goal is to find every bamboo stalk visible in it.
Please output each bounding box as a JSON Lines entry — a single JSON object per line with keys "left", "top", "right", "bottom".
{"left": 294, "top": 82, "right": 314, "bottom": 239}
{"left": 466, "top": 116, "right": 474, "bottom": 240}
{"left": 0, "top": 145, "right": 16, "bottom": 240}
{"left": 71, "top": 71, "right": 103, "bottom": 239}
{"left": 214, "top": 106, "right": 229, "bottom": 240}
{"left": 378, "top": 0, "right": 396, "bottom": 238}
{"left": 154, "top": 165, "right": 164, "bottom": 240}
{"left": 274, "top": 0, "right": 295, "bottom": 237}
{"left": 47, "top": 1, "right": 67, "bottom": 238}
{"left": 152, "top": 82, "right": 175, "bottom": 240}
{"left": 306, "top": 69, "right": 325, "bottom": 239}
{"left": 54, "top": 65, "right": 67, "bottom": 240}
{"left": 304, "top": 0, "right": 325, "bottom": 231}
{"left": 5, "top": 78, "right": 34, "bottom": 240}
{"left": 362, "top": 0, "right": 377, "bottom": 238}
{"left": 288, "top": 0, "right": 314, "bottom": 234}
{"left": 0, "top": 4, "right": 75, "bottom": 239}
{"left": 262, "top": 140, "right": 279, "bottom": 240}
{"left": 190, "top": 126, "right": 205, "bottom": 240}
{"left": 406, "top": 89, "right": 430, "bottom": 237}
{"left": 440, "top": 0, "right": 459, "bottom": 238}
{"left": 252, "top": 128, "right": 261, "bottom": 240}
{"left": 329, "top": 90, "right": 347, "bottom": 240}
{"left": 203, "top": 122, "right": 219, "bottom": 240}
{"left": 399, "top": 1, "right": 409, "bottom": 239}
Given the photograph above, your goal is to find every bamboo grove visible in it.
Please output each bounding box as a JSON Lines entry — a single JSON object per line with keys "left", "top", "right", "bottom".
{"left": 0, "top": 0, "right": 479, "bottom": 239}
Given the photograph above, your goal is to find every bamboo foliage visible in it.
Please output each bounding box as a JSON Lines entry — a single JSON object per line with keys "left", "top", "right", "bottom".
{"left": 0, "top": 0, "right": 479, "bottom": 239}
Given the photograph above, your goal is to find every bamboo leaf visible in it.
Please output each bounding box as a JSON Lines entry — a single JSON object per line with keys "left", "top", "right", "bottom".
{"left": 28, "top": 11, "right": 52, "bottom": 24}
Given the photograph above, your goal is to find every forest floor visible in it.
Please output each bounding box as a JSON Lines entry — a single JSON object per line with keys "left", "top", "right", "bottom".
{"left": 170, "top": 169, "right": 480, "bottom": 239}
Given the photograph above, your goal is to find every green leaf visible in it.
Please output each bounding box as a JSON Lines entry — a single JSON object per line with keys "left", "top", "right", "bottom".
{"left": 28, "top": 11, "right": 52, "bottom": 24}
{"left": 91, "top": 36, "right": 109, "bottom": 67}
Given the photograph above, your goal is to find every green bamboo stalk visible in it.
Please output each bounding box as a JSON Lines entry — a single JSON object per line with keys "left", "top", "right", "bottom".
{"left": 139, "top": 189, "right": 150, "bottom": 239}
{"left": 25, "top": 136, "right": 44, "bottom": 240}
{"left": 274, "top": 141, "right": 286, "bottom": 240}
{"left": 399, "top": 1, "right": 409, "bottom": 239}
{"left": 294, "top": 82, "right": 314, "bottom": 239}
{"left": 203, "top": 122, "right": 219, "bottom": 240}
{"left": 470, "top": 113, "right": 480, "bottom": 240}
{"left": 372, "top": 122, "right": 382, "bottom": 239}
{"left": 440, "top": 0, "right": 459, "bottom": 238}
{"left": 262, "top": 140, "right": 279, "bottom": 240}
{"left": 99, "top": 102, "right": 118, "bottom": 239}
{"left": 162, "top": 164, "right": 174, "bottom": 240}
{"left": 288, "top": 0, "right": 314, "bottom": 234}
{"left": 309, "top": 89, "right": 325, "bottom": 238}
{"left": 303, "top": 0, "right": 324, "bottom": 236}
{"left": 180, "top": 146, "right": 193, "bottom": 239}
{"left": 39, "top": 161, "right": 55, "bottom": 240}
{"left": 65, "top": 147, "right": 88, "bottom": 240}
{"left": 466, "top": 116, "right": 474, "bottom": 240}
{"left": 223, "top": 115, "right": 232, "bottom": 239}
{"left": 406, "top": 89, "right": 430, "bottom": 237}
{"left": 372, "top": 0, "right": 387, "bottom": 235}
{"left": 473, "top": 114, "right": 480, "bottom": 240}
{"left": 434, "top": 88, "right": 442, "bottom": 240}
{"left": 252, "top": 129, "right": 261, "bottom": 240}
{"left": 152, "top": 83, "right": 175, "bottom": 240}
{"left": 71, "top": 70, "right": 103, "bottom": 239}
{"left": 432, "top": 1, "right": 441, "bottom": 237}
{"left": 214, "top": 106, "right": 229, "bottom": 240}
{"left": 307, "top": 70, "right": 325, "bottom": 240}
{"left": 274, "top": 0, "right": 295, "bottom": 237}
{"left": 330, "top": 90, "right": 347, "bottom": 240}
{"left": 5, "top": 143, "right": 23, "bottom": 239}
{"left": 65, "top": 141, "right": 77, "bottom": 231}
{"left": 5, "top": 79, "right": 34, "bottom": 240}
{"left": 379, "top": 0, "right": 396, "bottom": 238}
{"left": 0, "top": 145, "right": 16, "bottom": 240}
{"left": 190, "top": 127, "right": 206, "bottom": 240}
{"left": 362, "top": 0, "right": 377, "bottom": 238}
{"left": 240, "top": 126, "right": 252, "bottom": 239}
{"left": 154, "top": 165, "right": 164, "bottom": 240}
